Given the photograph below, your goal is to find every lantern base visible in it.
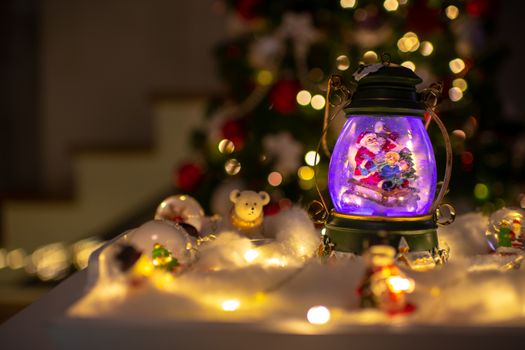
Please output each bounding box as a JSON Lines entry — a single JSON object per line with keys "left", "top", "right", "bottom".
{"left": 325, "top": 211, "right": 438, "bottom": 254}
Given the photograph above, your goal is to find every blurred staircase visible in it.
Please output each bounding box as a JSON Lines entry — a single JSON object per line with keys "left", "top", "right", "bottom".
{"left": 1, "top": 97, "right": 205, "bottom": 252}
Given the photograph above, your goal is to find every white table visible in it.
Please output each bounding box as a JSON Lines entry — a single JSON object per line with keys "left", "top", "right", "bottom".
{"left": 0, "top": 270, "right": 87, "bottom": 349}
{"left": 1, "top": 269, "right": 524, "bottom": 350}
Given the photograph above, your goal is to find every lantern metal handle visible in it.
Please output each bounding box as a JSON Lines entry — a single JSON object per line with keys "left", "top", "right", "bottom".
{"left": 425, "top": 107, "right": 454, "bottom": 220}
{"left": 420, "top": 82, "right": 454, "bottom": 220}
{"left": 310, "top": 76, "right": 350, "bottom": 223}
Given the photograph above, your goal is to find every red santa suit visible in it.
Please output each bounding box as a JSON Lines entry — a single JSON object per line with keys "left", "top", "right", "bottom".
{"left": 354, "top": 131, "right": 397, "bottom": 186}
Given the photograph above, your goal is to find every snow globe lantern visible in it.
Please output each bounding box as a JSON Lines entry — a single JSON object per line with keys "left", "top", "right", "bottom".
{"left": 324, "top": 63, "right": 452, "bottom": 255}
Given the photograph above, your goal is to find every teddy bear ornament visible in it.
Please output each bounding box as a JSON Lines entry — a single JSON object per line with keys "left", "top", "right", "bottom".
{"left": 229, "top": 189, "right": 270, "bottom": 238}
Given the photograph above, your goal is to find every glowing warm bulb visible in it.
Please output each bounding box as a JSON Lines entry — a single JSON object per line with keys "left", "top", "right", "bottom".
{"left": 0, "top": 249, "right": 6, "bottom": 269}
{"left": 244, "top": 249, "right": 260, "bottom": 263}
{"left": 218, "top": 139, "right": 235, "bottom": 154}
{"left": 449, "top": 58, "right": 465, "bottom": 74}
{"left": 474, "top": 183, "right": 489, "bottom": 200}
{"left": 298, "top": 166, "right": 315, "bottom": 181}
{"left": 340, "top": 0, "right": 356, "bottom": 9}
{"left": 397, "top": 32, "right": 419, "bottom": 53}
{"left": 72, "top": 238, "right": 102, "bottom": 270}
{"left": 296, "top": 90, "right": 312, "bottom": 106}
{"left": 336, "top": 55, "right": 350, "bottom": 71}
{"left": 452, "top": 78, "right": 468, "bottom": 92}
{"left": 401, "top": 61, "right": 416, "bottom": 71}
{"left": 133, "top": 255, "right": 154, "bottom": 277}
{"left": 31, "top": 243, "right": 69, "bottom": 281}
{"left": 6, "top": 249, "right": 26, "bottom": 270}
{"left": 267, "top": 171, "right": 283, "bottom": 186}
{"left": 307, "top": 306, "right": 331, "bottom": 325}
{"left": 420, "top": 41, "right": 434, "bottom": 56}
{"left": 383, "top": 0, "right": 399, "bottom": 12}
{"left": 448, "top": 87, "right": 463, "bottom": 102}
{"left": 310, "top": 94, "right": 326, "bottom": 110}
{"left": 256, "top": 70, "right": 273, "bottom": 85}
{"left": 386, "top": 276, "right": 415, "bottom": 293}
{"left": 363, "top": 50, "right": 378, "bottom": 63}
{"left": 265, "top": 257, "right": 287, "bottom": 267}
{"left": 222, "top": 299, "right": 241, "bottom": 311}
{"left": 305, "top": 151, "right": 320, "bottom": 166}
{"left": 152, "top": 271, "right": 175, "bottom": 290}
{"left": 452, "top": 129, "right": 467, "bottom": 140}
{"left": 445, "top": 5, "right": 459, "bottom": 20}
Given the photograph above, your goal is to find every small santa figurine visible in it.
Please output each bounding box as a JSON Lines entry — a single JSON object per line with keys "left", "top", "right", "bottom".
{"left": 353, "top": 122, "right": 398, "bottom": 187}
{"left": 357, "top": 245, "right": 416, "bottom": 315}
{"left": 510, "top": 218, "right": 523, "bottom": 249}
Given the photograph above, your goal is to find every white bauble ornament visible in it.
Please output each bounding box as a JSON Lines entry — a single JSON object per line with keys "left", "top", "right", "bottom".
{"left": 129, "top": 220, "right": 193, "bottom": 264}
{"left": 485, "top": 207, "right": 524, "bottom": 252}
{"left": 155, "top": 195, "right": 205, "bottom": 233}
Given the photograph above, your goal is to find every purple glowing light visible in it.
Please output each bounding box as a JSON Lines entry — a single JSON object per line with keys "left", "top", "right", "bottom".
{"left": 328, "top": 116, "right": 437, "bottom": 217}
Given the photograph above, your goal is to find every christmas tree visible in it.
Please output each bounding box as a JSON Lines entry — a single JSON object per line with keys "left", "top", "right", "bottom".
{"left": 174, "top": 0, "right": 524, "bottom": 214}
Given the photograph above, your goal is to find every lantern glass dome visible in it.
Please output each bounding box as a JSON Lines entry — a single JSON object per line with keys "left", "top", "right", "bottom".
{"left": 328, "top": 115, "right": 437, "bottom": 217}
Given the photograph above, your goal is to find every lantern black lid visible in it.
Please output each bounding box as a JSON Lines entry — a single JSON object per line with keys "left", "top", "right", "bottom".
{"left": 346, "top": 64, "right": 426, "bottom": 117}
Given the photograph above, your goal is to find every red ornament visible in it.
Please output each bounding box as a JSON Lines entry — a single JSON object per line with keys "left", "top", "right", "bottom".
{"left": 221, "top": 118, "right": 246, "bottom": 150}
{"left": 226, "top": 45, "right": 241, "bottom": 59}
{"left": 263, "top": 202, "right": 281, "bottom": 216}
{"left": 174, "top": 162, "right": 204, "bottom": 192}
{"left": 466, "top": 0, "right": 493, "bottom": 17}
{"left": 234, "top": 0, "right": 262, "bottom": 21}
{"left": 406, "top": 0, "right": 441, "bottom": 34}
{"left": 269, "top": 80, "right": 301, "bottom": 114}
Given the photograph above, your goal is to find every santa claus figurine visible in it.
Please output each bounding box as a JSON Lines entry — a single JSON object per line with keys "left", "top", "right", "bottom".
{"left": 353, "top": 122, "right": 398, "bottom": 187}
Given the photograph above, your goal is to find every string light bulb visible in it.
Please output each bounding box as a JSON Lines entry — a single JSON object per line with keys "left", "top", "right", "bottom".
{"left": 397, "top": 32, "right": 420, "bottom": 53}
{"left": 6, "top": 248, "right": 26, "bottom": 270}
{"left": 256, "top": 70, "right": 273, "bottom": 85}
{"left": 305, "top": 151, "right": 320, "bottom": 166}
{"left": 218, "top": 139, "right": 235, "bottom": 154}
{"left": 296, "top": 90, "right": 312, "bottom": 106}
{"left": 311, "top": 95, "right": 326, "bottom": 110}
{"left": 449, "top": 58, "right": 466, "bottom": 74}
{"left": 307, "top": 306, "right": 331, "bottom": 325}
{"left": 386, "top": 276, "right": 415, "bottom": 294}
{"left": 474, "top": 183, "right": 489, "bottom": 200}
{"left": 244, "top": 249, "right": 260, "bottom": 263}
{"left": 401, "top": 61, "right": 416, "bottom": 71}
{"left": 383, "top": 0, "right": 399, "bottom": 12}
{"left": 298, "top": 166, "right": 315, "bottom": 181}
{"left": 225, "top": 159, "right": 241, "bottom": 175}
{"left": 221, "top": 299, "right": 241, "bottom": 311}
{"left": 420, "top": 41, "right": 434, "bottom": 56}
{"left": 267, "top": 171, "right": 283, "bottom": 186}
{"left": 0, "top": 249, "right": 6, "bottom": 269}
{"left": 340, "top": 0, "right": 356, "bottom": 9}
{"left": 448, "top": 87, "right": 463, "bottom": 102}
{"left": 363, "top": 51, "right": 378, "bottom": 63}
{"left": 445, "top": 5, "right": 459, "bottom": 20}
{"left": 336, "top": 55, "right": 350, "bottom": 71}
{"left": 452, "top": 78, "right": 468, "bottom": 92}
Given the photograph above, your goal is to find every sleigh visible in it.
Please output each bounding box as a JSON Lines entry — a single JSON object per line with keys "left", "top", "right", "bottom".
{"left": 347, "top": 179, "right": 419, "bottom": 207}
